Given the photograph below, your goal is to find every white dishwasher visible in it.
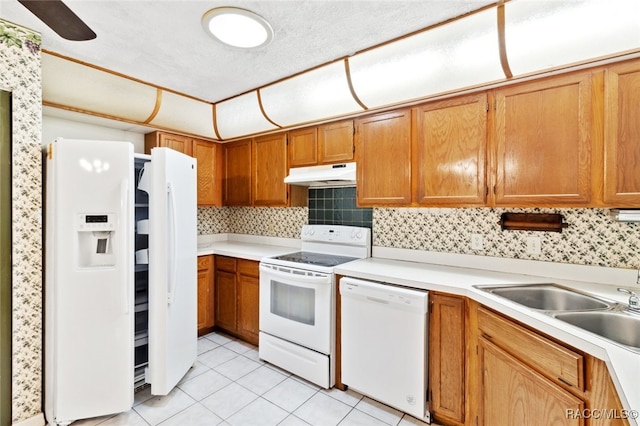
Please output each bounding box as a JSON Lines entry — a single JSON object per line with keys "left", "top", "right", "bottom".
{"left": 340, "top": 277, "right": 430, "bottom": 422}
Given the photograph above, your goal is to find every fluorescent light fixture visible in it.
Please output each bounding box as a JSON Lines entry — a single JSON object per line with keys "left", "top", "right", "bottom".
{"left": 202, "top": 7, "right": 273, "bottom": 48}
{"left": 504, "top": 0, "right": 640, "bottom": 76}
{"left": 349, "top": 7, "right": 503, "bottom": 108}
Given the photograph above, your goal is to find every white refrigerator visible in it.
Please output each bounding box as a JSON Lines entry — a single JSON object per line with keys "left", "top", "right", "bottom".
{"left": 44, "top": 138, "right": 197, "bottom": 426}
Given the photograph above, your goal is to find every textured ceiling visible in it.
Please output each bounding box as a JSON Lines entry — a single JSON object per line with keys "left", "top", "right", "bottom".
{"left": 0, "top": 0, "right": 495, "bottom": 103}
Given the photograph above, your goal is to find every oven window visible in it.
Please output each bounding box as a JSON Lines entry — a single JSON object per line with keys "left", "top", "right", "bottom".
{"left": 270, "top": 280, "right": 315, "bottom": 326}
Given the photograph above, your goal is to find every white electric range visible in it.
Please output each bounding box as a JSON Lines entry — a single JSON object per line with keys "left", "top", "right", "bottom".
{"left": 258, "top": 224, "right": 371, "bottom": 388}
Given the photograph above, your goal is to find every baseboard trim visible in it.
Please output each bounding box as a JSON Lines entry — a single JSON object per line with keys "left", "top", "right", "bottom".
{"left": 13, "top": 412, "right": 45, "bottom": 426}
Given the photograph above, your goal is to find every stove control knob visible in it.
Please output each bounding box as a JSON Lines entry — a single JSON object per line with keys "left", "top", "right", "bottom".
{"left": 308, "top": 228, "right": 315, "bottom": 235}
{"left": 350, "top": 230, "right": 357, "bottom": 239}
{"left": 356, "top": 231, "right": 363, "bottom": 239}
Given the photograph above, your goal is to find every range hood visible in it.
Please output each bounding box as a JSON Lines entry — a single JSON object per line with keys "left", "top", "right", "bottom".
{"left": 285, "top": 162, "right": 356, "bottom": 187}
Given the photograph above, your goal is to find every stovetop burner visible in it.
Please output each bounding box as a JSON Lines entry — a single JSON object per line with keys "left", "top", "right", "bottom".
{"left": 272, "top": 251, "right": 359, "bottom": 268}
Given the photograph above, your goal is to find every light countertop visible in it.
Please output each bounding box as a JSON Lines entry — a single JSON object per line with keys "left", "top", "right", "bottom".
{"left": 335, "top": 249, "right": 640, "bottom": 424}
{"left": 195, "top": 235, "right": 640, "bottom": 422}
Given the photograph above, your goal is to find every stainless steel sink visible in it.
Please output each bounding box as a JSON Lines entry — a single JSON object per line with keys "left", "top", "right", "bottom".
{"left": 481, "top": 284, "right": 611, "bottom": 311}
{"left": 554, "top": 310, "right": 640, "bottom": 350}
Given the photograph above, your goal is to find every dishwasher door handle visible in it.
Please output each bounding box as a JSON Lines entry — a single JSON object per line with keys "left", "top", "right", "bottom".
{"left": 366, "top": 296, "right": 390, "bottom": 304}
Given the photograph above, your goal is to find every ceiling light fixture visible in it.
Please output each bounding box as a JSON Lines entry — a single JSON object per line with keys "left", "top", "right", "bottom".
{"left": 202, "top": 7, "right": 273, "bottom": 49}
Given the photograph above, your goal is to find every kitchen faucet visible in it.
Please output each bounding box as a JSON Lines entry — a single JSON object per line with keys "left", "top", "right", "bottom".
{"left": 617, "top": 288, "right": 640, "bottom": 312}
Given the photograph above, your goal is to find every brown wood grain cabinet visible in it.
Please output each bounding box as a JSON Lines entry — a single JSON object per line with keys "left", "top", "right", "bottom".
{"left": 288, "top": 127, "right": 318, "bottom": 167}
{"left": 472, "top": 305, "right": 629, "bottom": 426}
{"left": 223, "top": 139, "right": 252, "bottom": 206}
{"left": 355, "top": 109, "right": 412, "bottom": 206}
{"left": 414, "top": 93, "right": 487, "bottom": 206}
{"left": 145, "top": 132, "right": 193, "bottom": 156}
{"left": 236, "top": 260, "right": 260, "bottom": 345}
{"left": 491, "top": 71, "right": 595, "bottom": 207}
{"left": 192, "top": 139, "right": 223, "bottom": 206}
{"left": 429, "top": 293, "right": 467, "bottom": 425}
{"left": 288, "top": 120, "right": 354, "bottom": 168}
{"left": 603, "top": 60, "right": 640, "bottom": 206}
{"left": 478, "top": 337, "right": 585, "bottom": 426}
{"left": 145, "top": 131, "right": 223, "bottom": 206}
{"left": 213, "top": 255, "right": 260, "bottom": 345}
{"left": 252, "top": 133, "right": 289, "bottom": 206}
{"left": 318, "top": 119, "right": 354, "bottom": 164}
{"left": 214, "top": 256, "right": 237, "bottom": 332}
{"left": 197, "top": 255, "right": 214, "bottom": 336}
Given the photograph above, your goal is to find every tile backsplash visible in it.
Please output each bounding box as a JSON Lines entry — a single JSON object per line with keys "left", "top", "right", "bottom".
{"left": 308, "top": 187, "right": 372, "bottom": 229}
{"left": 198, "top": 205, "right": 640, "bottom": 270}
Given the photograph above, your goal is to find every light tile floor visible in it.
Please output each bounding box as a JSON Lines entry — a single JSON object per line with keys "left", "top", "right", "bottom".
{"left": 72, "top": 331, "right": 438, "bottom": 426}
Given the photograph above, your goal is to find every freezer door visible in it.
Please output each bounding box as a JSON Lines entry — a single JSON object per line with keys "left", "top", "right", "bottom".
{"left": 44, "top": 139, "right": 134, "bottom": 424}
{"left": 148, "top": 147, "right": 198, "bottom": 395}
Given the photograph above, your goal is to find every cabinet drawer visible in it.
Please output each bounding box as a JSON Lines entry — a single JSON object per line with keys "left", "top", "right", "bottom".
{"left": 238, "top": 259, "right": 259, "bottom": 277}
{"left": 478, "top": 307, "right": 584, "bottom": 391}
{"left": 197, "top": 255, "right": 212, "bottom": 271}
{"left": 216, "top": 256, "right": 237, "bottom": 273}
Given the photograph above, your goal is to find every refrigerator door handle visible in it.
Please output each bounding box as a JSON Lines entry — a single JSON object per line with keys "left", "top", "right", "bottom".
{"left": 121, "top": 179, "right": 131, "bottom": 315}
{"left": 167, "top": 182, "right": 178, "bottom": 305}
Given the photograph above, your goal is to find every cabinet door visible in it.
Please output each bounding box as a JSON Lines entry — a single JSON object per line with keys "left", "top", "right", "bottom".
{"left": 604, "top": 60, "right": 640, "bottom": 206}
{"left": 252, "top": 133, "right": 289, "bottom": 206}
{"left": 145, "top": 131, "right": 193, "bottom": 156}
{"left": 193, "top": 139, "right": 222, "bottom": 206}
{"left": 415, "top": 94, "right": 487, "bottom": 206}
{"left": 237, "top": 272, "right": 259, "bottom": 346}
{"left": 197, "top": 255, "right": 214, "bottom": 335}
{"left": 429, "top": 293, "right": 466, "bottom": 425}
{"left": 214, "top": 270, "right": 237, "bottom": 332}
{"left": 492, "top": 72, "right": 593, "bottom": 206}
{"left": 289, "top": 127, "right": 318, "bottom": 167}
{"left": 479, "top": 337, "right": 584, "bottom": 426}
{"left": 318, "top": 120, "right": 354, "bottom": 164}
{"left": 223, "top": 139, "right": 252, "bottom": 206}
{"left": 355, "top": 109, "right": 412, "bottom": 206}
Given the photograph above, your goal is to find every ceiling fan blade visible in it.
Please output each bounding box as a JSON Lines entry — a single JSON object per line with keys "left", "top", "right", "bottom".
{"left": 18, "top": 0, "right": 96, "bottom": 41}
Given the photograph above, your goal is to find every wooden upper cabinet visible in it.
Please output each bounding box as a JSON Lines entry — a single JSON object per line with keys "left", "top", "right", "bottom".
{"left": 603, "top": 59, "right": 640, "bottom": 206}
{"left": 145, "top": 132, "right": 193, "bottom": 156}
{"left": 355, "top": 109, "right": 412, "bottom": 206}
{"left": 492, "top": 71, "right": 594, "bottom": 207}
{"left": 252, "top": 133, "right": 289, "bottom": 206}
{"left": 318, "top": 120, "right": 354, "bottom": 164}
{"left": 288, "top": 120, "right": 354, "bottom": 168}
{"left": 414, "top": 94, "right": 487, "bottom": 206}
{"left": 145, "top": 131, "right": 222, "bottom": 206}
{"left": 288, "top": 127, "right": 318, "bottom": 167}
{"left": 193, "top": 139, "right": 222, "bottom": 206}
{"left": 224, "top": 139, "right": 252, "bottom": 206}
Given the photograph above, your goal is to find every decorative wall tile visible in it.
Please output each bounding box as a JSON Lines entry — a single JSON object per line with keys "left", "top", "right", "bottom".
{"left": 373, "top": 208, "right": 640, "bottom": 269}
{"left": 0, "top": 19, "right": 43, "bottom": 423}
{"left": 197, "top": 207, "right": 231, "bottom": 235}
{"left": 198, "top": 205, "right": 639, "bottom": 270}
{"left": 228, "top": 207, "right": 307, "bottom": 238}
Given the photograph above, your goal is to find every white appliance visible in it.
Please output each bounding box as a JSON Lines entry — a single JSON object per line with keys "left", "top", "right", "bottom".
{"left": 284, "top": 162, "right": 356, "bottom": 187}
{"left": 340, "top": 277, "right": 430, "bottom": 422}
{"left": 44, "top": 138, "right": 197, "bottom": 426}
{"left": 259, "top": 224, "right": 370, "bottom": 388}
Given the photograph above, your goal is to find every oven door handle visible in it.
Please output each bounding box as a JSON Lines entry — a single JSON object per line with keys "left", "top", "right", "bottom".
{"left": 260, "top": 264, "right": 331, "bottom": 284}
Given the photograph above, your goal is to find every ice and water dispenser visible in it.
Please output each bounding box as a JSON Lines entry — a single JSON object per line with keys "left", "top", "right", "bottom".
{"left": 77, "top": 213, "right": 117, "bottom": 267}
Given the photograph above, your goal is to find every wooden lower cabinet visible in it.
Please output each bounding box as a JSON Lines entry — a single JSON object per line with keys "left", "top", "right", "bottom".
{"left": 426, "top": 297, "right": 629, "bottom": 426}
{"left": 470, "top": 303, "right": 629, "bottom": 426}
{"left": 197, "top": 255, "right": 215, "bottom": 336}
{"left": 236, "top": 260, "right": 260, "bottom": 345}
{"left": 213, "top": 255, "right": 260, "bottom": 345}
{"left": 429, "top": 293, "right": 467, "bottom": 425}
{"left": 479, "top": 337, "right": 584, "bottom": 426}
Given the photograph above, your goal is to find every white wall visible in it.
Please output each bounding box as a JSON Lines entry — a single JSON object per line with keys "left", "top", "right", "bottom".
{"left": 42, "top": 115, "right": 147, "bottom": 153}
